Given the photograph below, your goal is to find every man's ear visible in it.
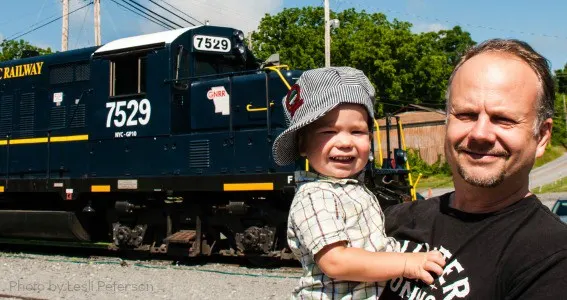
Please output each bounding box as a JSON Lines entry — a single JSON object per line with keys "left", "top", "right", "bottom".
{"left": 535, "top": 118, "right": 553, "bottom": 158}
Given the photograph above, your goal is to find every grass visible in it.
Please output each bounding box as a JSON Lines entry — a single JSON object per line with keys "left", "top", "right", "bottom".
{"left": 534, "top": 177, "right": 567, "bottom": 193}
{"left": 534, "top": 145, "right": 566, "bottom": 168}
{"left": 414, "top": 173, "right": 454, "bottom": 191}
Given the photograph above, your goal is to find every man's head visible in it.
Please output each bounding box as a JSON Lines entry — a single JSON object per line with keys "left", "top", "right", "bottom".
{"left": 272, "top": 67, "right": 375, "bottom": 178}
{"left": 444, "top": 39, "right": 553, "bottom": 189}
{"left": 446, "top": 39, "right": 554, "bottom": 136}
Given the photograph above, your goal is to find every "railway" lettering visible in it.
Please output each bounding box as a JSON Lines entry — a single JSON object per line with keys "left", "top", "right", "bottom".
{"left": 0, "top": 62, "right": 44, "bottom": 80}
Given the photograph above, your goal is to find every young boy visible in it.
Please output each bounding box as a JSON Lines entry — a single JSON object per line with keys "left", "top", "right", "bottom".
{"left": 272, "top": 67, "right": 445, "bottom": 299}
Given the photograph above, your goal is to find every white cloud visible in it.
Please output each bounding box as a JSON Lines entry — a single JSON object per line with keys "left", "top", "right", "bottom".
{"left": 413, "top": 22, "right": 447, "bottom": 33}
{"left": 142, "top": 0, "right": 283, "bottom": 34}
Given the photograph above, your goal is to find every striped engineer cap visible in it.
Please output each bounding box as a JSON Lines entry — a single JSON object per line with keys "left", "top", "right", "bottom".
{"left": 272, "top": 66, "right": 376, "bottom": 166}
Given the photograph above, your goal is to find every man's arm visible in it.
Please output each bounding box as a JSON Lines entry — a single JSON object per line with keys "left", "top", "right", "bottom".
{"left": 315, "top": 241, "right": 445, "bottom": 284}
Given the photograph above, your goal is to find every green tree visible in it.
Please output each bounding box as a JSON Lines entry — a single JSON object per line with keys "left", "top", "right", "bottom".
{"left": 0, "top": 39, "right": 52, "bottom": 62}
{"left": 553, "top": 65, "right": 567, "bottom": 146}
{"left": 251, "top": 7, "right": 475, "bottom": 116}
{"left": 552, "top": 93, "right": 567, "bottom": 146}
{"left": 252, "top": 7, "right": 326, "bottom": 70}
{"left": 556, "top": 64, "right": 567, "bottom": 94}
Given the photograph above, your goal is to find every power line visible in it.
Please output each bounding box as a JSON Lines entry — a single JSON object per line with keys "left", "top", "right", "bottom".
{"left": 102, "top": 0, "right": 122, "bottom": 39}
{"left": 4, "top": 1, "right": 93, "bottom": 42}
{"left": 160, "top": 0, "right": 204, "bottom": 25}
{"left": 74, "top": 4, "right": 92, "bottom": 48}
{"left": 117, "top": 0, "right": 176, "bottom": 29}
{"left": 33, "top": 0, "right": 51, "bottom": 28}
{"left": 109, "top": 0, "right": 173, "bottom": 30}
{"left": 148, "top": 0, "right": 195, "bottom": 26}
{"left": 5, "top": 1, "right": 76, "bottom": 41}
{"left": 120, "top": 0, "right": 183, "bottom": 29}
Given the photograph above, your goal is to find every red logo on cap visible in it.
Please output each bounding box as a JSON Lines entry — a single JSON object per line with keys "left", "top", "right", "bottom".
{"left": 285, "top": 84, "right": 304, "bottom": 118}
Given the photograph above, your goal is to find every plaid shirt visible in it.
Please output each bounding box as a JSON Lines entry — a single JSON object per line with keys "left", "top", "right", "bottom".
{"left": 287, "top": 171, "right": 400, "bottom": 300}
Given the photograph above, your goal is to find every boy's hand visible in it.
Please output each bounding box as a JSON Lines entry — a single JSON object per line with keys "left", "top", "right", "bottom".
{"left": 402, "top": 251, "right": 446, "bottom": 285}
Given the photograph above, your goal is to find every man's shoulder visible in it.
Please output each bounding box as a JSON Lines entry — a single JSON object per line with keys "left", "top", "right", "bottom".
{"left": 515, "top": 198, "right": 567, "bottom": 246}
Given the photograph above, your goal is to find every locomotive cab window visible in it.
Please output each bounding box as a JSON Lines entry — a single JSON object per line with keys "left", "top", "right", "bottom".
{"left": 110, "top": 56, "right": 146, "bottom": 97}
{"left": 194, "top": 53, "right": 245, "bottom": 76}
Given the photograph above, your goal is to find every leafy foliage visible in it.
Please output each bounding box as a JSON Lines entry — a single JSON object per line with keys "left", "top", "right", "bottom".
{"left": 406, "top": 148, "right": 451, "bottom": 178}
{"left": 552, "top": 93, "right": 567, "bottom": 146}
{"left": 556, "top": 64, "right": 567, "bottom": 94}
{"left": 251, "top": 7, "right": 475, "bottom": 116}
{"left": 0, "top": 39, "right": 52, "bottom": 62}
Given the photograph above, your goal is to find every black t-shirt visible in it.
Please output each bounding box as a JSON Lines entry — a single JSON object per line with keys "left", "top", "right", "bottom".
{"left": 381, "top": 193, "right": 567, "bottom": 300}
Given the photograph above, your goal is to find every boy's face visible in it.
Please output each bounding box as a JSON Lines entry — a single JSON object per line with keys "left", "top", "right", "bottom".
{"left": 300, "top": 104, "right": 371, "bottom": 179}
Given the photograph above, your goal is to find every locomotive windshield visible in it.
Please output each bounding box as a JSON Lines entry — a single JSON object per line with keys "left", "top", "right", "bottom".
{"left": 193, "top": 52, "right": 247, "bottom": 76}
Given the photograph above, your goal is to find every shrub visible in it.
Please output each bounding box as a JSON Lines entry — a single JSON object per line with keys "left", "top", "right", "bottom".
{"left": 406, "top": 148, "right": 451, "bottom": 178}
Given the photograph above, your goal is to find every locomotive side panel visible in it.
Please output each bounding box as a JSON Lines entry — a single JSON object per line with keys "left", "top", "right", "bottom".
{"left": 0, "top": 49, "right": 95, "bottom": 181}
{"left": 90, "top": 49, "right": 171, "bottom": 141}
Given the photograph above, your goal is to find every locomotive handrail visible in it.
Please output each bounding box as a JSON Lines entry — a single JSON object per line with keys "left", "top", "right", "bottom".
{"left": 265, "top": 65, "right": 290, "bottom": 71}
{"left": 397, "top": 118, "right": 421, "bottom": 201}
{"left": 246, "top": 102, "right": 274, "bottom": 112}
{"left": 264, "top": 66, "right": 292, "bottom": 90}
{"left": 373, "top": 119, "right": 383, "bottom": 167}
{"left": 165, "top": 69, "right": 261, "bottom": 84}
{"left": 166, "top": 66, "right": 294, "bottom": 87}
{"left": 261, "top": 64, "right": 309, "bottom": 171}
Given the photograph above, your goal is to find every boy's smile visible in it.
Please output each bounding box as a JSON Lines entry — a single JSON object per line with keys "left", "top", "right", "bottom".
{"left": 300, "top": 103, "right": 371, "bottom": 179}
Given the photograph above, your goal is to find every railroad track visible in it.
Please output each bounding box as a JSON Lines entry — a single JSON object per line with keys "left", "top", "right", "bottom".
{"left": 0, "top": 238, "right": 300, "bottom": 269}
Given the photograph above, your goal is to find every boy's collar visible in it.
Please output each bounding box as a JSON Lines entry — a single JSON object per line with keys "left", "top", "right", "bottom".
{"left": 294, "top": 170, "right": 365, "bottom": 184}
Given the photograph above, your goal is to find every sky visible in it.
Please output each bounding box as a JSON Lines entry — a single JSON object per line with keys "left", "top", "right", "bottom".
{"left": 1, "top": 0, "right": 567, "bottom": 71}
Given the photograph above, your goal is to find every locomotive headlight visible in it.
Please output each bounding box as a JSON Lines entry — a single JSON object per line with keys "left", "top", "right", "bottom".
{"left": 237, "top": 44, "right": 246, "bottom": 55}
{"left": 234, "top": 30, "right": 245, "bottom": 41}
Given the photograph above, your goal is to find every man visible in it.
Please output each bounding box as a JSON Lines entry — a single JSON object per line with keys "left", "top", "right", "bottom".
{"left": 381, "top": 39, "right": 567, "bottom": 299}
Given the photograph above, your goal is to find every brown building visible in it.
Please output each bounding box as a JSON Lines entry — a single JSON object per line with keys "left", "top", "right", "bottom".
{"left": 375, "top": 108, "right": 446, "bottom": 165}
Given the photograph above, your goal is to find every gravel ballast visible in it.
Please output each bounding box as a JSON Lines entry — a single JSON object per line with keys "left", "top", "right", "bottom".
{"left": 0, "top": 254, "right": 300, "bottom": 300}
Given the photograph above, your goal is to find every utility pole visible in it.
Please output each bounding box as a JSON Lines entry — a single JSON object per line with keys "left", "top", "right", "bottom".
{"left": 61, "top": 0, "right": 69, "bottom": 51}
{"left": 94, "top": 0, "right": 101, "bottom": 46}
{"left": 563, "top": 94, "right": 567, "bottom": 127}
{"left": 324, "top": 0, "right": 330, "bottom": 67}
{"left": 247, "top": 32, "right": 252, "bottom": 50}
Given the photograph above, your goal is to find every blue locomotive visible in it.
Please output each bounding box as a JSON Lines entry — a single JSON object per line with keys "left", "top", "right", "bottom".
{"left": 0, "top": 25, "right": 410, "bottom": 259}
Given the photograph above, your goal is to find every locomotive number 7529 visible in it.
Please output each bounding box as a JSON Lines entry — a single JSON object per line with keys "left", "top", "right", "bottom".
{"left": 105, "top": 99, "right": 152, "bottom": 128}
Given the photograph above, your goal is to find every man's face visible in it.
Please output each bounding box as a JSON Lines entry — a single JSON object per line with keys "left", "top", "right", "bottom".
{"left": 301, "top": 104, "right": 371, "bottom": 179}
{"left": 445, "top": 52, "right": 551, "bottom": 188}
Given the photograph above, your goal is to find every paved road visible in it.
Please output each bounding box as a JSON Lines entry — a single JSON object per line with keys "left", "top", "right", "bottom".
{"left": 529, "top": 153, "right": 567, "bottom": 190}
{"left": 419, "top": 153, "right": 567, "bottom": 198}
